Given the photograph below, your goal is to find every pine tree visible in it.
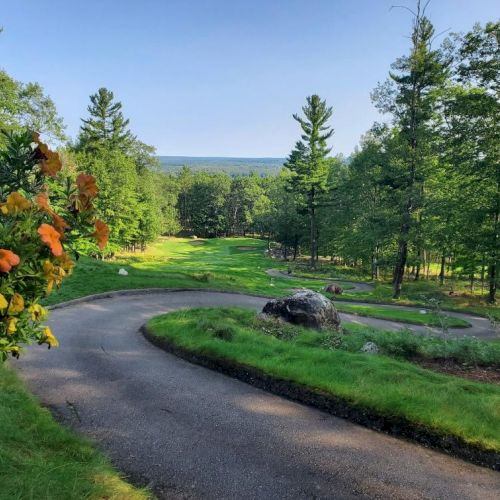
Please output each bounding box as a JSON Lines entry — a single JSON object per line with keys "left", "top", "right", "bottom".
{"left": 372, "top": 1, "right": 448, "bottom": 298}
{"left": 77, "top": 88, "right": 134, "bottom": 152}
{"left": 285, "top": 95, "right": 333, "bottom": 268}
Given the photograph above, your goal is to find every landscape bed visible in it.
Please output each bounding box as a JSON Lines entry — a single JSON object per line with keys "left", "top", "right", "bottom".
{"left": 0, "top": 364, "right": 149, "bottom": 499}
{"left": 145, "top": 307, "right": 500, "bottom": 469}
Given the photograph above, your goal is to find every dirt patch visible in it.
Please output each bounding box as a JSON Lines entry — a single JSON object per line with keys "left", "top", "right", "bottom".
{"left": 142, "top": 325, "right": 499, "bottom": 471}
{"left": 413, "top": 358, "right": 500, "bottom": 384}
{"left": 189, "top": 240, "right": 206, "bottom": 246}
{"left": 236, "top": 246, "right": 256, "bottom": 251}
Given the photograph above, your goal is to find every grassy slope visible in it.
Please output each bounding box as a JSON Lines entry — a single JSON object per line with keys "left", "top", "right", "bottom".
{"left": 46, "top": 237, "right": 331, "bottom": 305}
{"left": 47, "top": 237, "right": 498, "bottom": 324}
{"left": 0, "top": 364, "right": 149, "bottom": 500}
{"left": 335, "top": 302, "right": 470, "bottom": 328}
{"left": 147, "top": 307, "right": 500, "bottom": 452}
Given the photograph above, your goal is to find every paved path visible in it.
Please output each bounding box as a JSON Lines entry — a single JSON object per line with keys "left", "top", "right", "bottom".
{"left": 15, "top": 291, "right": 500, "bottom": 500}
{"left": 266, "top": 269, "right": 374, "bottom": 292}
{"left": 266, "top": 270, "right": 497, "bottom": 339}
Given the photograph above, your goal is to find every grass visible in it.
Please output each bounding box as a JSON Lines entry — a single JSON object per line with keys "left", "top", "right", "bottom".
{"left": 45, "top": 237, "right": 331, "bottom": 305}
{"left": 334, "top": 302, "right": 470, "bottom": 328}
{"left": 147, "top": 307, "right": 500, "bottom": 452}
{"left": 0, "top": 363, "right": 149, "bottom": 500}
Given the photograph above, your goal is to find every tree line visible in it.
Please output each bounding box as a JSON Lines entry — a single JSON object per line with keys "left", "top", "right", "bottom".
{"left": 0, "top": 8, "right": 497, "bottom": 302}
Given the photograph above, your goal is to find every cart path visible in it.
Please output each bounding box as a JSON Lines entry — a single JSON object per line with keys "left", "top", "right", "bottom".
{"left": 266, "top": 269, "right": 497, "bottom": 339}
{"left": 15, "top": 291, "right": 500, "bottom": 500}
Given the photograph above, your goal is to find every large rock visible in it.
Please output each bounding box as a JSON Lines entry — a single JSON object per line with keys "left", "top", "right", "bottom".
{"left": 262, "top": 289, "right": 342, "bottom": 331}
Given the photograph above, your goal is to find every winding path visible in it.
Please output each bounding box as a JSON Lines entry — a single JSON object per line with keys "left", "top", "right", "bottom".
{"left": 266, "top": 269, "right": 497, "bottom": 339}
{"left": 15, "top": 290, "right": 500, "bottom": 500}
{"left": 266, "top": 268, "right": 374, "bottom": 292}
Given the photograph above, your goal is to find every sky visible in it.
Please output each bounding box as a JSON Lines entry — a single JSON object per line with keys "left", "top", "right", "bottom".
{"left": 1, "top": 0, "right": 498, "bottom": 157}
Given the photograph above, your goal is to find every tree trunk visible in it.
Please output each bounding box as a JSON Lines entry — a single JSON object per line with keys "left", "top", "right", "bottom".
{"left": 309, "top": 188, "right": 316, "bottom": 269}
{"left": 439, "top": 253, "right": 446, "bottom": 285}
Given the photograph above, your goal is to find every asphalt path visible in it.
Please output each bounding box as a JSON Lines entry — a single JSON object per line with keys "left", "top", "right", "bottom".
{"left": 15, "top": 290, "right": 500, "bottom": 499}
{"left": 266, "top": 270, "right": 497, "bottom": 339}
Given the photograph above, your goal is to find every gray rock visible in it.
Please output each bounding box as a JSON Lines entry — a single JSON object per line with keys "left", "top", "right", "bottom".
{"left": 360, "top": 341, "right": 379, "bottom": 354}
{"left": 262, "top": 289, "right": 341, "bottom": 331}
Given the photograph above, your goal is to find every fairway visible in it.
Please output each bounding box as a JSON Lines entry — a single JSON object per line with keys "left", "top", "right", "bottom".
{"left": 47, "top": 237, "right": 332, "bottom": 304}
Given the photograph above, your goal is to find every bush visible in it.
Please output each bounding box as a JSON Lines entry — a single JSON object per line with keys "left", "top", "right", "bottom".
{"left": 0, "top": 131, "right": 109, "bottom": 360}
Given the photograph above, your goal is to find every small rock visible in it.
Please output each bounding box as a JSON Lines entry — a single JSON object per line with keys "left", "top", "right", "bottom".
{"left": 325, "top": 283, "right": 343, "bottom": 295}
{"left": 360, "top": 341, "right": 378, "bottom": 354}
{"left": 118, "top": 268, "right": 128, "bottom": 276}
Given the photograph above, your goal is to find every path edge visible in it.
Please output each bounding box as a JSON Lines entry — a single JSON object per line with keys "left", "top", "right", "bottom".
{"left": 46, "top": 288, "right": 271, "bottom": 311}
{"left": 142, "top": 323, "right": 499, "bottom": 471}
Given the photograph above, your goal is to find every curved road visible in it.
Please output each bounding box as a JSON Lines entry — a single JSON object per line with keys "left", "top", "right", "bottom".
{"left": 266, "top": 269, "right": 497, "bottom": 339}
{"left": 16, "top": 291, "right": 499, "bottom": 499}
{"left": 266, "top": 269, "right": 374, "bottom": 292}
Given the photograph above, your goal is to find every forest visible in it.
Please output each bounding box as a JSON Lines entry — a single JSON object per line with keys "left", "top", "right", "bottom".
{"left": 1, "top": 16, "right": 498, "bottom": 303}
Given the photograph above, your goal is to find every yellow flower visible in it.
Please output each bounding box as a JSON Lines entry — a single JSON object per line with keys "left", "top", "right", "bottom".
{"left": 2, "top": 192, "right": 31, "bottom": 214}
{"left": 57, "top": 252, "right": 74, "bottom": 274}
{"left": 43, "top": 260, "right": 66, "bottom": 293}
{"left": 28, "top": 304, "right": 48, "bottom": 321}
{"left": 43, "top": 326, "right": 59, "bottom": 348}
{"left": 7, "top": 293, "right": 24, "bottom": 315}
{"left": 0, "top": 293, "right": 8, "bottom": 312}
{"left": 6, "top": 317, "right": 18, "bottom": 335}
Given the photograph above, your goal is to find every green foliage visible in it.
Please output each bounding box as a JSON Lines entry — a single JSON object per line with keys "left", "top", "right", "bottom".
{"left": 285, "top": 95, "right": 334, "bottom": 266}
{"left": 77, "top": 87, "right": 134, "bottom": 152}
{"left": 0, "top": 70, "right": 66, "bottom": 145}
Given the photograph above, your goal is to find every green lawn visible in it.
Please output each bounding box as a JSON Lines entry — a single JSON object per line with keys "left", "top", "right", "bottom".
{"left": 147, "top": 307, "right": 500, "bottom": 452}
{"left": 46, "top": 237, "right": 330, "bottom": 305}
{"left": 335, "top": 302, "right": 470, "bottom": 328}
{"left": 0, "top": 363, "right": 149, "bottom": 500}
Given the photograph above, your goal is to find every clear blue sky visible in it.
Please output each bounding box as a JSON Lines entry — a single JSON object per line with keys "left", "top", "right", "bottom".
{"left": 1, "top": 1, "right": 498, "bottom": 157}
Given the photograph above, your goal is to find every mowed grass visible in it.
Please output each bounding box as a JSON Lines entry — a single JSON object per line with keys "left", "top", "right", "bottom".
{"left": 46, "top": 237, "right": 330, "bottom": 305}
{"left": 147, "top": 307, "right": 500, "bottom": 452}
{"left": 0, "top": 363, "right": 149, "bottom": 500}
{"left": 335, "top": 302, "right": 470, "bottom": 328}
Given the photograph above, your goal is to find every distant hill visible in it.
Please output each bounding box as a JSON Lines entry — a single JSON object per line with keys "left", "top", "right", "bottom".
{"left": 157, "top": 156, "right": 285, "bottom": 176}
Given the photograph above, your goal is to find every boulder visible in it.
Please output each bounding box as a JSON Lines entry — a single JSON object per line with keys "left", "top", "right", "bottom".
{"left": 325, "top": 283, "right": 343, "bottom": 295}
{"left": 262, "top": 289, "right": 341, "bottom": 331}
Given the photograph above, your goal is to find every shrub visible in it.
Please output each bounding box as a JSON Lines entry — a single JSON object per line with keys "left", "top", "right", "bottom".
{"left": 0, "top": 130, "right": 109, "bottom": 360}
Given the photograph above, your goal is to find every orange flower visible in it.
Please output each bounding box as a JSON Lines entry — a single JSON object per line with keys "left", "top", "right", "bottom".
{"left": 77, "top": 173, "right": 98, "bottom": 198}
{"left": 92, "top": 219, "right": 109, "bottom": 250}
{"left": 0, "top": 249, "right": 21, "bottom": 273}
{"left": 35, "top": 192, "right": 52, "bottom": 213}
{"left": 50, "top": 212, "right": 70, "bottom": 237}
{"left": 32, "top": 133, "right": 62, "bottom": 177}
{"left": 38, "top": 223, "right": 63, "bottom": 256}
{"left": 1, "top": 192, "right": 31, "bottom": 214}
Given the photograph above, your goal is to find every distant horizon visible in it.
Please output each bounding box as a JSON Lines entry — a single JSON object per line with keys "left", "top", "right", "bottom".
{"left": 157, "top": 155, "right": 286, "bottom": 159}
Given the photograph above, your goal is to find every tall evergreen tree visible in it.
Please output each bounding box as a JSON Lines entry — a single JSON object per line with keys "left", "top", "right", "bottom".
{"left": 285, "top": 95, "right": 333, "bottom": 268}
{"left": 77, "top": 88, "right": 134, "bottom": 152}
{"left": 372, "top": 1, "right": 448, "bottom": 297}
